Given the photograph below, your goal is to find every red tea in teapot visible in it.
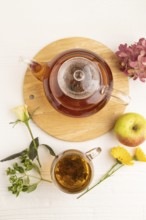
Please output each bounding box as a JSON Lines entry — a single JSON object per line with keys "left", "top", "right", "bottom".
{"left": 27, "top": 48, "right": 131, "bottom": 118}
{"left": 29, "top": 49, "right": 113, "bottom": 117}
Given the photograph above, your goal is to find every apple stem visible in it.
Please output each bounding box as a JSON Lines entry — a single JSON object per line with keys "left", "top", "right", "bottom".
{"left": 132, "top": 125, "right": 138, "bottom": 131}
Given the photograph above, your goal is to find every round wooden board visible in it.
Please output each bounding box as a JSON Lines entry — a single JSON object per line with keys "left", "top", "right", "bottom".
{"left": 23, "top": 37, "right": 129, "bottom": 142}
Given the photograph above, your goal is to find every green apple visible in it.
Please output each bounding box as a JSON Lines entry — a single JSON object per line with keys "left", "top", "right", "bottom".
{"left": 114, "top": 112, "right": 146, "bottom": 147}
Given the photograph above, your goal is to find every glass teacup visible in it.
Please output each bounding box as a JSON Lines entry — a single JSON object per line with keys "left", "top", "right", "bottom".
{"left": 51, "top": 147, "right": 101, "bottom": 194}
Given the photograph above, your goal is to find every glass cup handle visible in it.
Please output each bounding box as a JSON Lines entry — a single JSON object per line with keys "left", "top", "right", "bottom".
{"left": 86, "top": 147, "right": 102, "bottom": 160}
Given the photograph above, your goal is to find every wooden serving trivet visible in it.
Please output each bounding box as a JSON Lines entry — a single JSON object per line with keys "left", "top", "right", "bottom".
{"left": 23, "top": 37, "right": 129, "bottom": 142}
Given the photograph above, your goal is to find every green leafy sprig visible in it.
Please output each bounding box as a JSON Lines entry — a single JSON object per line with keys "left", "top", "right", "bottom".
{"left": 6, "top": 150, "right": 52, "bottom": 196}
{"left": 0, "top": 105, "right": 56, "bottom": 196}
{"left": 1, "top": 141, "right": 56, "bottom": 197}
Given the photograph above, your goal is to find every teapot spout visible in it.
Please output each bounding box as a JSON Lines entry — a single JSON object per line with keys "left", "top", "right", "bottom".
{"left": 20, "top": 57, "right": 46, "bottom": 81}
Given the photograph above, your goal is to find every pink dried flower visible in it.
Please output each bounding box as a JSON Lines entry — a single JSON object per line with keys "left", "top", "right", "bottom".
{"left": 116, "top": 38, "right": 146, "bottom": 82}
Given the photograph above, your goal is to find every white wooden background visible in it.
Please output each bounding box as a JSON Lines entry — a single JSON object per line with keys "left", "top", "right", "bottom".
{"left": 0, "top": 0, "right": 146, "bottom": 219}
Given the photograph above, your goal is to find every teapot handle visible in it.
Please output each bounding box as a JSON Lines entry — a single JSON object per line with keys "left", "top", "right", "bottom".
{"left": 110, "top": 88, "right": 131, "bottom": 105}
{"left": 100, "top": 86, "right": 131, "bottom": 105}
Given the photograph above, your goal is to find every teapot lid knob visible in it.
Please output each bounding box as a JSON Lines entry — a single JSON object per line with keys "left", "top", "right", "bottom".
{"left": 57, "top": 57, "right": 101, "bottom": 99}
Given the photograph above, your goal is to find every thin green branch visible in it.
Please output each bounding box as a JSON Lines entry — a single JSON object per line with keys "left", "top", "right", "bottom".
{"left": 25, "top": 121, "right": 41, "bottom": 167}
{"left": 77, "top": 162, "right": 123, "bottom": 199}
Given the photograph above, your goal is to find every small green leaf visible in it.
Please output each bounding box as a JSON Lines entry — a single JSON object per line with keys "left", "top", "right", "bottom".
{"left": 9, "top": 119, "right": 21, "bottom": 127}
{"left": 24, "top": 163, "right": 33, "bottom": 171}
{"left": 13, "top": 163, "right": 19, "bottom": 170}
{"left": 16, "top": 188, "right": 22, "bottom": 197}
{"left": 41, "top": 144, "right": 56, "bottom": 156}
{"left": 17, "top": 178, "right": 23, "bottom": 185}
{"left": 18, "top": 166, "right": 24, "bottom": 173}
{"left": 27, "top": 183, "right": 38, "bottom": 193}
{"left": 0, "top": 150, "right": 26, "bottom": 162}
{"left": 22, "top": 185, "right": 28, "bottom": 192}
{"left": 32, "top": 163, "right": 41, "bottom": 175}
{"left": 6, "top": 167, "right": 16, "bottom": 175}
{"left": 23, "top": 158, "right": 33, "bottom": 171}
{"left": 12, "top": 163, "right": 24, "bottom": 173}
{"left": 9, "top": 175, "right": 17, "bottom": 183}
{"left": 28, "top": 137, "right": 39, "bottom": 160}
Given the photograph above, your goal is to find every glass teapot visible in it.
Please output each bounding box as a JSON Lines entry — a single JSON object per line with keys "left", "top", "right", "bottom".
{"left": 22, "top": 49, "right": 130, "bottom": 117}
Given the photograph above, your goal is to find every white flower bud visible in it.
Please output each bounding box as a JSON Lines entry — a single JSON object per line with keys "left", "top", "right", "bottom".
{"left": 13, "top": 105, "right": 30, "bottom": 122}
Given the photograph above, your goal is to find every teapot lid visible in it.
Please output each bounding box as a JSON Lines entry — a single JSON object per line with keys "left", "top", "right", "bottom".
{"left": 57, "top": 57, "right": 101, "bottom": 99}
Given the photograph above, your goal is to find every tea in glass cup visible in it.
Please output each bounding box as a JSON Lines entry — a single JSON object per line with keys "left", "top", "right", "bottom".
{"left": 51, "top": 148, "right": 101, "bottom": 194}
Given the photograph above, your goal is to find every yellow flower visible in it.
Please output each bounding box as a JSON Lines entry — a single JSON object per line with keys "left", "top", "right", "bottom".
{"left": 13, "top": 105, "right": 30, "bottom": 122}
{"left": 135, "top": 147, "right": 146, "bottom": 162}
{"left": 111, "top": 146, "right": 134, "bottom": 165}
